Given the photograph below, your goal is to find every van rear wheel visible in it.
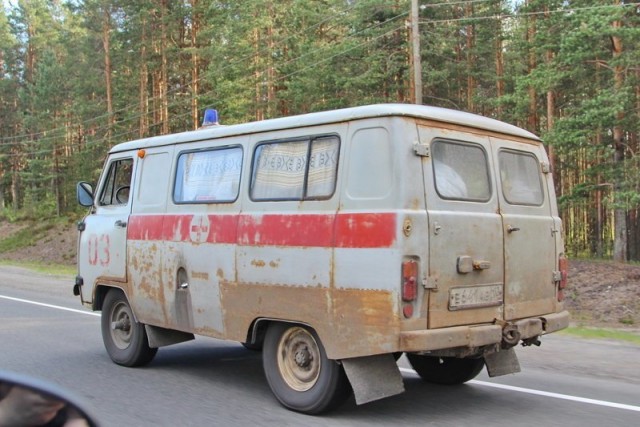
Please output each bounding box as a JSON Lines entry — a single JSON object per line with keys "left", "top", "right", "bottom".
{"left": 263, "top": 323, "right": 351, "bottom": 414}
{"left": 101, "top": 289, "right": 157, "bottom": 367}
{"left": 406, "top": 354, "right": 484, "bottom": 385}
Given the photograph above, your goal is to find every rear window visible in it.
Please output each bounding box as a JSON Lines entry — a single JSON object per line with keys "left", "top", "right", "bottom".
{"left": 250, "top": 135, "right": 339, "bottom": 201}
{"left": 499, "top": 150, "right": 544, "bottom": 206}
{"left": 432, "top": 140, "right": 491, "bottom": 202}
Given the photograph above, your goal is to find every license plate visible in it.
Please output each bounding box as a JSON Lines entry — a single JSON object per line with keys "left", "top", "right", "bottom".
{"left": 449, "top": 284, "right": 503, "bottom": 311}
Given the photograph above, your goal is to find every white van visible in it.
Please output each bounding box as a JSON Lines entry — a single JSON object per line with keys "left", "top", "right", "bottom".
{"left": 75, "top": 104, "right": 569, "bottom": 414}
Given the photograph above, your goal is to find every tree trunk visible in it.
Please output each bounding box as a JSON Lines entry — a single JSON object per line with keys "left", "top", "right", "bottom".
{"left": 25, "top": 22, "right": 36, "bottom": 85}
{"left": 266, "top": 2, "right": 276, "bottom": 117}
{"left": 253, "top": 24, "right": 263, "bottom": 121}
{"left": 543, "top": 6, "right": 558, "bottom": 194}
{"left": 526, "top": 7, "right": 538, "bottom": 132}
{"left": 160, "top": 0, "right": 169, "bottom": 134}
{"left": 465, "top": 4, "right": 475, "bottom": 112}
{"left": 139, "top": 15, "right": 149, "bottom": 138}
{"left": 495, "top": 24, "right": 504, "bottom": 117}
{"left": 190, "top": 0, "right": 199, "bottom": 129}
{"left": 10, "top": 153, "right": 20, "bottom": 210}
{"left": 611, "top": 12, "right": 626, "bottom": 262}
{"left": 102, "top": 6, "right": 113, "bottom": 143}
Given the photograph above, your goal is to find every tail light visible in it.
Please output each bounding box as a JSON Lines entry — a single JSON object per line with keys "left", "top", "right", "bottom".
{"left": 402, "top": 260, "right": 418, "bottom": 317}
{"left": 557, "top": 256, "right": 568, "bottom": 301}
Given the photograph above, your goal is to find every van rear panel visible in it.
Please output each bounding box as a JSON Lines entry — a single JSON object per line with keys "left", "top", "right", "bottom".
{"left": 414, "top": 123, "right": 563, "bottom": 334}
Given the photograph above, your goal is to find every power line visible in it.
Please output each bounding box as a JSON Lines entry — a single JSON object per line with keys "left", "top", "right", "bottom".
{"left": 1, "top": 7, "right": 409, "bottom": 149}
{"left": 1, "top": 6, "right": 398, "bottom": 146}
{"left": 420, "top": 2, "right": 640, "bottom": 25}
{"left": 0, "top": 1, "right": 364, "bottom": 144}
{"left": 2, "top": 1, "right": 636, "bottom": 152}
{"left": 0, "top": 23, "right": 408, "bottom": 160}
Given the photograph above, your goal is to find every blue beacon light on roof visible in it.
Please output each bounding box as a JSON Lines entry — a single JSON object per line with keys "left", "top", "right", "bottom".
{"left": 202, "top": 109, "right": 219, "bottom": 127}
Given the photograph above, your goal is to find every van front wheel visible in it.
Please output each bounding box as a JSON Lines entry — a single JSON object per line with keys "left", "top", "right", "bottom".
{"left": 406, "top": 354, "right": 484, "bottom": 385}
{"left": 263, "top": 323, "right": 351, "bottom": 414}
{"left": 101, "top": 289, "right": 157, "bottom": 367}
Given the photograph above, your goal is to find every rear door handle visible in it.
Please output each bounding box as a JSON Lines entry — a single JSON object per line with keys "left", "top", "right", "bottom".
{"left": 507, "top": 225, "right": 520, "bottom": 233}
{"left": 115, "top": 220, "right": 127, "bottom": 228}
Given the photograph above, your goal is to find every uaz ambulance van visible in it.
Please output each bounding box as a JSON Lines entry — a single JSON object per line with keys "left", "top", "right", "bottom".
{"left": 75, "top": 104, "right": 569, "bottom": 414}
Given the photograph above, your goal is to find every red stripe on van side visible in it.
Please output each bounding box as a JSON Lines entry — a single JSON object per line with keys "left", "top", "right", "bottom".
{"left": 334, "top": 213, "right": 396, "bottom": 248}
{"left": 238, "top": 214, "right": 335, "bottom": 247}
{"left": 127, "top": 212, "right": 396, "bottom": 248}
{"left": 164, "top": 214, "right": 239, "bottom": 244}
{"left": 127, "top": 215, "right": 165, "bottom": 241}
{"left": 128, "top": 214, "right": 238, "bottom": 244}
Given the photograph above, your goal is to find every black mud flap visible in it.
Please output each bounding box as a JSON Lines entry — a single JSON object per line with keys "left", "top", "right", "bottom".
{"left": 342, "top": 354, "right": 405, "bottom": 405}
{"left": 484, "top": 348, "right": 521, "bottom": 377}
{"left": 145, "top": 325, "right": 194, "bottom": 348}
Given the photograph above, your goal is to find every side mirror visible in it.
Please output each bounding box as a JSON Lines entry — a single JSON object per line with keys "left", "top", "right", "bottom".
{"left": 0, "top": 370, "right": 98, "bottom": 427}
{"left": 76, "top": 182, "right": 94, "bottom": 207}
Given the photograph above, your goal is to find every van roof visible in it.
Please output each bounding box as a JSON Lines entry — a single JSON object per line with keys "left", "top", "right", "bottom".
{"left": 109, "top": 103, "right": 540, "bottom": 153}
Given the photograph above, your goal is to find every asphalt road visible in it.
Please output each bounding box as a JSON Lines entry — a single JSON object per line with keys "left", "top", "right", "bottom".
{"left": 0, "top": 266, "right": 638, "bottom": 426}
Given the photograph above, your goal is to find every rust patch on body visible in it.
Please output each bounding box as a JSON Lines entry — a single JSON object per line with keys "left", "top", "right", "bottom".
{"left": 127, "top": 243, "right": 168, "bottom": 325}
{"left": 251, "top": 259, "right": 266, "bottom": 268}
{"left": 220, "top": 282, "right": 400, "bottom": 359}
{"left": 191, "top": 271, "right": 209, "bottom": 281}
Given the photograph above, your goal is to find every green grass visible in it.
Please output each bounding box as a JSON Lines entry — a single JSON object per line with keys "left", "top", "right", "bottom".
{"left": 0, "top": 259, "right": 75, "bottom": 276}
{"left": 0, "top": 221, "right": 55, "bottom": 253}
{"left": 560, "top": 326, "right": 640, "bottom": 345}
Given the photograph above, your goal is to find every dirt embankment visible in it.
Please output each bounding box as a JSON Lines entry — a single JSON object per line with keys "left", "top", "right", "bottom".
{"left": 0, "top": 220, "right": 78, "bottom": 266}
{"left": 566, "top": 260, "right": 640, "bottom": 328}
{"left": 1, "top": 220, "right": 638, "bottom": 329}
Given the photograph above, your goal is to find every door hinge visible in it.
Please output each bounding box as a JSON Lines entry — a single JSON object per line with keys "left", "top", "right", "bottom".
{"left": 541, "top": 162, "right": 551, "bottom": 174}
{"left": 424, "top": 275, "right": 437, "bottom": 289}
{"left": 77, "top": 221, "right": 86, "bottom": 232}
{"left": 413, "top": 143, "right": 430, "bottom": 157}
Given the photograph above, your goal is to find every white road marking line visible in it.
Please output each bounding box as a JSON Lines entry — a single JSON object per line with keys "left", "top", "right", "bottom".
{"left": 2, "top": 295, "right": 638, "bottom": 413}
{"left": 0, "top": 294, "right": 100, "bottom": 317}
{"left": 400, "top": 367, "right": 640, "bottom": 412}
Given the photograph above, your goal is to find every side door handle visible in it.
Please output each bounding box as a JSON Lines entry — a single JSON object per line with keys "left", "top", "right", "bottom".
{"left": 507, "top": 225, "right": 520, "bottom": 233}
{"left": 115, "top": 220, "right": 127, "bottom": 228}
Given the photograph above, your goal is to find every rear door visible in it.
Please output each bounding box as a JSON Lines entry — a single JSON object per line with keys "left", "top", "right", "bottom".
{"left": 491, "top": 138, "right": 558, "bottom": 320}
{"left": 419, "top": 126, "right": 504, "bottom": 329}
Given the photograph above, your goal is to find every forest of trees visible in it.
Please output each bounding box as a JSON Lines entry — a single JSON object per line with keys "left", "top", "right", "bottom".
{"left": 0, "top": 0, "right": 639, "bottom": 261}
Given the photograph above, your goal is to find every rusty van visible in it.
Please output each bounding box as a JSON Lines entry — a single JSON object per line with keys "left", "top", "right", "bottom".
{"left": 75, "top": 104, "right": 569, "bottom": 414}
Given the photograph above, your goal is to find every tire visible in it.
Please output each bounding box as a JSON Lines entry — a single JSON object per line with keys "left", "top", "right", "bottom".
{"left": 263, "top": 323, "right": 351, "bottom": 414}
{"left": 101, "top": 289, "right": 157, "bottom": 367}
{"left": 406, "top": 354, "right": 485, "bottom": 385}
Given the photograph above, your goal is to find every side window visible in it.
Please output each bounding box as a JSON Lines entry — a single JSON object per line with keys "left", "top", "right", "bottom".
{"left": 346, "top": 127, "right": 392, "bottom": 199}
{"left": 432, "top": 140, "right": 491, "bottom": 201}
{"left": 173, "top": 146, "right": 242, "bottom": 203}
{"left": 136, "top": 152, "right": 170, "bottom": 209}
{"left": 99, "top": 158, "right": 133, "bottom": 206}
{"left": 499, "top": 150, "right": 544, "bottom": 206}
{"left": 251, "top": 135, "right": 339, "bottom": 201}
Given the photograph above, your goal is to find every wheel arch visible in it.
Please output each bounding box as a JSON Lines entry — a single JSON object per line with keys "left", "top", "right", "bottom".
{"left": 246, "top": 318, "right": 315, "bottom": 347}
{"left": 93, "top": 284, "right": 128, "bottom": 312}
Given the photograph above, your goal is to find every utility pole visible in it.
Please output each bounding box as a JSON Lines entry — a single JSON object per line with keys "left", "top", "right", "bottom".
{"left": 411, "top": 0, "right": 422, "bottom": 104}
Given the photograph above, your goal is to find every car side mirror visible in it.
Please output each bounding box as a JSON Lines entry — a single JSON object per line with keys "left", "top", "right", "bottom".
{"left": 0, "top": 370, "right": 98, "bottom": 427}
{"left": 77, "top": 182, "right": 94, "bottom": 207}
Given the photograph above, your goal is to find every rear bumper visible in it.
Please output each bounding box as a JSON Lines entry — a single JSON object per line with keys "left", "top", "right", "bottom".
{"left": 399, "top": 310, "right": 570, "bottom": 352}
